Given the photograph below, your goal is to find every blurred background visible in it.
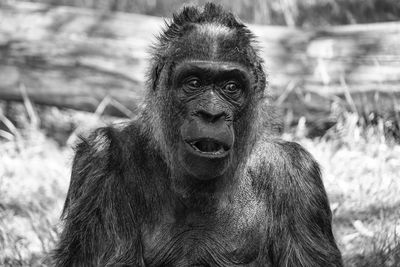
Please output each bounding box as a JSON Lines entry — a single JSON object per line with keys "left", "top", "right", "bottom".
{"left": 0, "top": 0, "right": 399, "bottom": 266}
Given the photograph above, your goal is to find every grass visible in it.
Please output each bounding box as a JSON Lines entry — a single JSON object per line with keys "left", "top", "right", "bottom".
{"left": 0, "top": 104, "right": 107, "bottom": 266}
{"left": 286, "top": 112, "right": 400, "bottom": 266}
{"left": 0, "top": 128, "right": 70, "bottom": 266}
{"left": 0, "top": 103, "right": 399, "bottom": 266}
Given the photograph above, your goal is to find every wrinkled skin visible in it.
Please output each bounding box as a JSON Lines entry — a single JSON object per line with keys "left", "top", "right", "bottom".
{"left": 53, "top": 3, "right": 343, "bottom": 267}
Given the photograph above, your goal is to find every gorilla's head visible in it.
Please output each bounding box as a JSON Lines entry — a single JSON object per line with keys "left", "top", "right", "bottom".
{"left": 144, "top": 3, "right": 266, "bottom": 181}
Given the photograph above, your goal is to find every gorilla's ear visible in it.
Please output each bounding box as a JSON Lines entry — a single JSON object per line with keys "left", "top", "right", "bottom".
{"left": 150, "top": 63, "right": 163, "bottom": 91}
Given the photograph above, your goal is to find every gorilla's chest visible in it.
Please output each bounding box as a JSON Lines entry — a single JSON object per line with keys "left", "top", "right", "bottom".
{"left": 142, "top": 203, "right": 262, "bottom": 267}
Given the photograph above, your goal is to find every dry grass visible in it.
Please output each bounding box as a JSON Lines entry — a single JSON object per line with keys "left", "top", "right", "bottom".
{"left": 0, "top": 107, "right": 399, "bottom": 266}
{"left": 287, "top": 112, "right": 400, "bottom": 266}
{"left": 0, "top": 130, "right": 71, "bottom": 266}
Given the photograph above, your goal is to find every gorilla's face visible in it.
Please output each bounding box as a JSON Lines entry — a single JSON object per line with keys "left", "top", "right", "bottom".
{"left": 171, "top": 60, "right": 251, "bottom": 180}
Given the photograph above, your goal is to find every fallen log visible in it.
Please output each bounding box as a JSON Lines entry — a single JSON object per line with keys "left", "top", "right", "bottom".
{"left": 0, "top": 1, "right": 399, "bottom": 121}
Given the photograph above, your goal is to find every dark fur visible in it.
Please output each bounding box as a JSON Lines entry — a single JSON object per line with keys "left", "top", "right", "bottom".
{"left": 54, "top": 4, "right": 343, "bottom": 266}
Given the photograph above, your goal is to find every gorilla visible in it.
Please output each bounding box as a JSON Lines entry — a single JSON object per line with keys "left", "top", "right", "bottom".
{"left": 54, "top": 3, "right": 343, "bottom": 267}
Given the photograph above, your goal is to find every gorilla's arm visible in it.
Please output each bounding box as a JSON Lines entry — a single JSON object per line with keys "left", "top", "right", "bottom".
{"left": 252, "top": 140, "right": 343, "bottom": 267}
{"left": 54, "top": 127, "right": 144, "bottom": 267}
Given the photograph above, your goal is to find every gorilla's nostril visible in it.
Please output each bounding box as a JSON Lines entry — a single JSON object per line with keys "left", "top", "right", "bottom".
{"left": 197, "top": 110, "right": 226, "bottom": 123}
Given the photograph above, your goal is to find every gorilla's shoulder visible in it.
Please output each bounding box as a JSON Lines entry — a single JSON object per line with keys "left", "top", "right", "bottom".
{"left": 74, "top": 122, "right": 145, "bottom": 160}
{"left": 246, "top": 138, "right": 321, "bottom": 183}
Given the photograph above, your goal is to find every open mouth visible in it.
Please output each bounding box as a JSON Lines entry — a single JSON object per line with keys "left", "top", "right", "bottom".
{"left": 188, "top": 138, "right": 229, "bottom": 155}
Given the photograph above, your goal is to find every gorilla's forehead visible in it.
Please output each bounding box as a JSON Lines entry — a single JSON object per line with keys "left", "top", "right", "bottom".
{"left": 196, "top": 23, "right": 233, "bottom": 38}
{"left": 170, "top": 23, "right": 252, "bottom": 65}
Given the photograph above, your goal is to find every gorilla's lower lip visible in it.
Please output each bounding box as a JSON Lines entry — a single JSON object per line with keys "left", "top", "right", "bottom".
{"left": 185, "top": 138, "right": 230, "bottom": 156}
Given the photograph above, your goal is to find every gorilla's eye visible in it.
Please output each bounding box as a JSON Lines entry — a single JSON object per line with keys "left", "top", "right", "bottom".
{"left": 221, "top": 81, "right": 244, "bottom": 103}
{"left": 186, "top": 77, "right": 201, "bottom": 89}
{"left": 223, "top": 82, "right": 243, "bottom": 99}
{"left": 224, "top": 82, "right": 239, "bottom": 93}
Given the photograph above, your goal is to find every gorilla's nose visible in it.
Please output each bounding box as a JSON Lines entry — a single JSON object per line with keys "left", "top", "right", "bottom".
{"left": 196, "top": 109, "right": 226, "bottom": 124}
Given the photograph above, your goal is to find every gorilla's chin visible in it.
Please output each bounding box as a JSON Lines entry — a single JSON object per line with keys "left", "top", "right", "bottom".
{"left": 178, "top": 140, "right": 231, "bottom": 180}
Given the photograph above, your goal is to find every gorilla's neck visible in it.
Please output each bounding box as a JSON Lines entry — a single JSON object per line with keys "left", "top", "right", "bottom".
{"left": 165, "top": 155, "right": 242, "bottom": 210}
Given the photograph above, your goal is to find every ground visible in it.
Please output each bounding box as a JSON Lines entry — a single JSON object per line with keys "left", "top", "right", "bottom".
{"left": 0, "top": 107, "right": 399, "bottom": 266}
